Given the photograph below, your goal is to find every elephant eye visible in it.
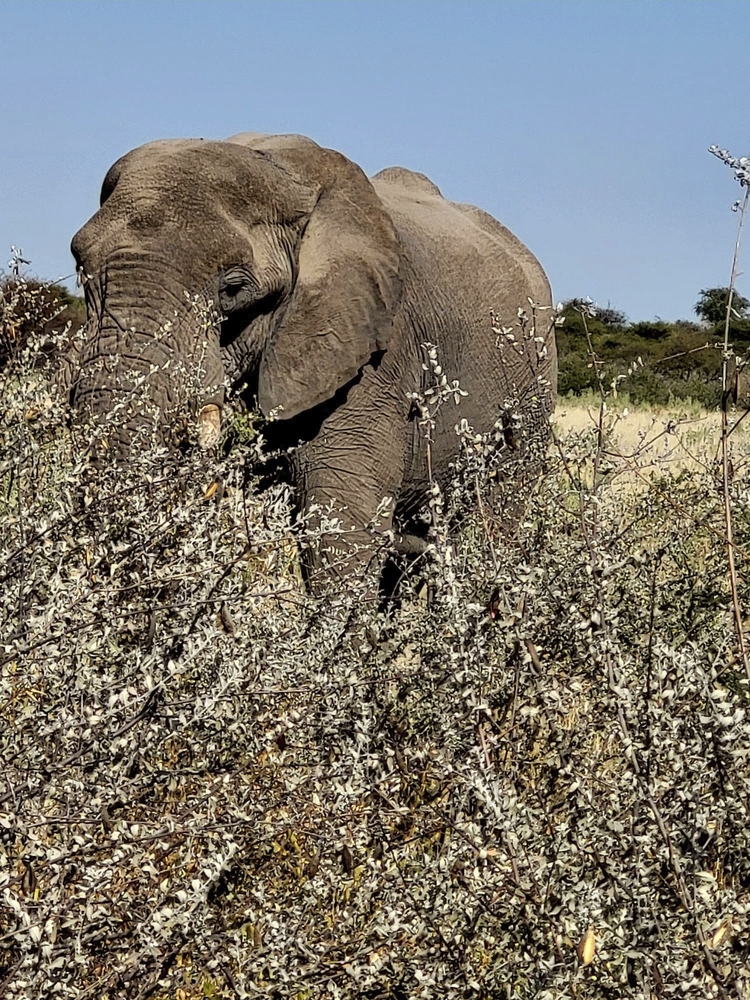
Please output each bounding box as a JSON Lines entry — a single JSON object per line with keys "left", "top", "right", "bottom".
{"left": 219, "top": 268, "right": 250, "bottom": 293}
{"left": 218, "top": 268, "right": 260, "bottom": 315}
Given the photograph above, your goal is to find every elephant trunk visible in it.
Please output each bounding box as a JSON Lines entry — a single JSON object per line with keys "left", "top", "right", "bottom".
{"left": 71, "top": 269, "right": 225, "bottom": 456}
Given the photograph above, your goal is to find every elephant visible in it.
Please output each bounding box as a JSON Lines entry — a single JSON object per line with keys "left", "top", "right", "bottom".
{"left": 69, "top": 133, "right": 557, "bottom": 592}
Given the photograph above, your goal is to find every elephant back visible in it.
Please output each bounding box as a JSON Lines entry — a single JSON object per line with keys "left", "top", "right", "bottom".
{"left": 372, "top": 166, "right": 443, "bottom": 199}
{"left": 373, "top": 167, "right": 550, "bottom": 310}
{"left": 372, "top": 165, "right": 557, "bottom": 491}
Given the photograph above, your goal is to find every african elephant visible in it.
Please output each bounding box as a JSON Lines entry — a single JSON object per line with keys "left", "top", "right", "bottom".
{"left": 70, "top": 133, "right": 557, "bottom": 590}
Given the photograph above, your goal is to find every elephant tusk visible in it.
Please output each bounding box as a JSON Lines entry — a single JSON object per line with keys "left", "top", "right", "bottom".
{"left": 197, "top": 403, "right": 222, "bottom": 449}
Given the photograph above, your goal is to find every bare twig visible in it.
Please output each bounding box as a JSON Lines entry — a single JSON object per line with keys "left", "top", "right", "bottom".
{"left": 719, "top": 185, "right": 750, "bottom": 678}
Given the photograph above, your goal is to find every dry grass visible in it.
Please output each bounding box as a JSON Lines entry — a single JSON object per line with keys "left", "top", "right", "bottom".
{"left": 553, "top": 392, "right": 750, "bottom": 480}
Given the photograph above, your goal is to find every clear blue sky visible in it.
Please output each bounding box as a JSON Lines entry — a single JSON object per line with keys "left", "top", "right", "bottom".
{"left": 2, "top": 0, "right": 749, "bottom": 321}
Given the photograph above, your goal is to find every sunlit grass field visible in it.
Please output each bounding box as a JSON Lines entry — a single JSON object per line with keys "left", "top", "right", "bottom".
{"left": 554, "top": 390, "right": 750, "bottom": 479}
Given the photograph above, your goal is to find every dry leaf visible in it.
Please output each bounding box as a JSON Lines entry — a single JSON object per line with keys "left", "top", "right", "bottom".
{"left": 219, "top": 602, "right": 235, "bottom": 635}
{"left": 732, "top": 363, "right": 741, "bottom": 405}
{"left": 22, "top": 862, "right": 37, "bottom": 896}
{"left": 525, "top": 637, "right": 542, "bottom": 671}
{"left": 341, "top": 844, "right": 354, "bottom": 876}
{"left": 100, "top": 803, "right": 114, "bottom": 833}
{"left": 145, "top": 611, "right": 156, "bottom": 646}
{"left": 710, "top": 917, "right": 731, "bottom": 948}
{"left": 577, "top": 927, "right": 596, "bottom": 965}
{"left": 488, "top": 587, "right": 501, "bottom": 620}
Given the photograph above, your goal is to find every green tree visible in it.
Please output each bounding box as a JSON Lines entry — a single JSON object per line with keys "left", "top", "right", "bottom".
{"left": 562, "top": 298, "right": 627, "bottom": 328}
{"left": 694, "top": 286, "right": 750, "bottom": 326}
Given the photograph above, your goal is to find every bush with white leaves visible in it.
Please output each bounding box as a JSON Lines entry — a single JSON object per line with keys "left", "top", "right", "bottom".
{"left": 2, "top": 273, "right": 750, "bottom": 1000}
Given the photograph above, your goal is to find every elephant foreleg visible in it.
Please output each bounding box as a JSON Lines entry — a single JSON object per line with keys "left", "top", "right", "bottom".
{"left": 289, "top": 390, "right": 408, "bottom": 597}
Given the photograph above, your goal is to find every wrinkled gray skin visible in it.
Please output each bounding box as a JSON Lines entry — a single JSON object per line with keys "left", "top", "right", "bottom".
{"left": 70, "top": 133, "right": 557, "bottom": 591}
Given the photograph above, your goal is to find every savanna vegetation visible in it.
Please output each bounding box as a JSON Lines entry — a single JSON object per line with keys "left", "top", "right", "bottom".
{"left": 3, "top": 146, "right": 750, "bottom": 999}
{"left": 557, "top": 287, "right": 750, "bottom": 408}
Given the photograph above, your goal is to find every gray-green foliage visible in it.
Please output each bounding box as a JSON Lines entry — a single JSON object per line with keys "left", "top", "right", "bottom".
{"left": 2, "top": 279, "right": 750, "bottom": 999}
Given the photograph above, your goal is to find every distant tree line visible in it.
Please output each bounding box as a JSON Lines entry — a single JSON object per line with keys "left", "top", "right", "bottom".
{"left": 557, "top": 287, "right": 750, "bottom": 407}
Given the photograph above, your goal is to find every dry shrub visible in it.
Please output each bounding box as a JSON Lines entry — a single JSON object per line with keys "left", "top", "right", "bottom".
{"left": 0, "top": 269, "right": 83, "bottom": 372}
{"left": 2, "top": 278, "right": 750, "bottom": 1000}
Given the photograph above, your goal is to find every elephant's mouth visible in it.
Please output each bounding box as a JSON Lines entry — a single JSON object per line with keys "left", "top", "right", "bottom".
{"left": 69, "top": 290, "right": 228, "bottom": 459}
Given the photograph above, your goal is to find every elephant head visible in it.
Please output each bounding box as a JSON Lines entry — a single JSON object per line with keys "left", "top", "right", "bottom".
{"left": 70, "top": 134, "right": 402, "bottom": 451}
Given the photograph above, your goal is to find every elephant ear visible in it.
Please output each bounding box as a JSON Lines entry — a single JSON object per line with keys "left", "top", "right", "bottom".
{"left": 228, "top": 134, "right": 402, "bottom": 420}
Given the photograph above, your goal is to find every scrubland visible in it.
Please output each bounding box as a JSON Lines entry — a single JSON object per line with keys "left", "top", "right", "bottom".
{"left": 2, "top": 270, "right": 750, "bottom": 1000}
